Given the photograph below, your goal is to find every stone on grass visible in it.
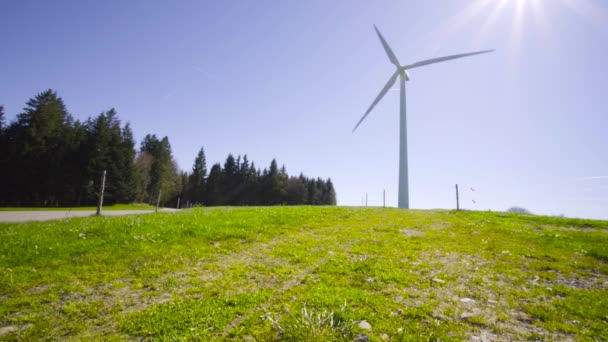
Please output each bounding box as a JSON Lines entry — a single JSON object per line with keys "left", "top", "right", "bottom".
{"left": 358, "top": 320, "right": 372, "bottom": 331}
{"left": 354, "top": 332, "right": 369, "bottom": 342}
{"left": 0, "top": 326, "right": 18, "bottom": 336}
{"left": 460, "top": 312, "right": 475, "bottom": 320}
{"left": 431, "top": 278, "right": 445, "bottom": 287}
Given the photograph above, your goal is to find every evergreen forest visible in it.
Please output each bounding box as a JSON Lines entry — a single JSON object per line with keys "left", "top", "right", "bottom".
{"left": 0, "top": 90, "right": 337, "bottom": 207}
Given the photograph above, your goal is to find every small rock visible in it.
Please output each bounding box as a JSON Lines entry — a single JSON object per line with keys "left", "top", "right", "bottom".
{"left": 460, "top": 312, "right": 475, "bottom": 320}
{"left": 396, "top": 308, "right": 404, "bottom": 315}
{"left": 380, "top": 333, "right": 390, "bottom": 340}
{"left": 571, "top": 320, "right": 580, "bottom": 325}
{"left": 213, "top": 242, "right": 220, "bottom": 247}
{"left": 366, "top": 277, "right": 377, "bottom": 284}
{"left": 354, "top": 333, "right": 369, "bottom": 342}
{"left": 431, "top": 278, "right": 445, "bottom": 287}
{"left": 0, "top": 326, "right": 18, "bottom": 336}
{"left": 487, "top": 299, "right": 498, "bottom": 305}
{"left": 460, "top": 297, "right": 475, "bottom": 303}
{"left": 358, "top": 320, "right": 372, "bottom": 331}
{"left": 395, "top": 295, "right": 404, "bottom": 303}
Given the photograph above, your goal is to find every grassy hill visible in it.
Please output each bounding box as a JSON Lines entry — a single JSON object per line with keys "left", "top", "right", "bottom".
{"left": 0, "top": 207, "right": 606, "bottom": 341}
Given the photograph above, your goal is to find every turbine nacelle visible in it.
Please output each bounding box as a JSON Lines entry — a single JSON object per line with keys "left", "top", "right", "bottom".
{"left": 399, "top": 68, "right": 410, "bottom": 81}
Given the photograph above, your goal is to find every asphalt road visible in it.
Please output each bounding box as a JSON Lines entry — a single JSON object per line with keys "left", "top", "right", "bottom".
{"left": 0, "top": 209, "right": 178, "bottom": 223}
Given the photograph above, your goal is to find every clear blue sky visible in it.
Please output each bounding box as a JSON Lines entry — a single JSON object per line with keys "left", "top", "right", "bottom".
{"left": 2, "top": 0, "right": 607, "bottom": 219}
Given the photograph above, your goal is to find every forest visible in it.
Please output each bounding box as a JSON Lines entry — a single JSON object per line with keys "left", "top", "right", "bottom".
{"left": 0, "top": 90, "right": 336, "bottom": 207}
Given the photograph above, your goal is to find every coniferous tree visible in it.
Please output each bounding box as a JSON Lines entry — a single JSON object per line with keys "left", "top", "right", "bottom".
{"left": 247, "top": 161, "right": 259, "bottom": 205}
{"left": 8, "top": 90, "right": 73, "bottom": 205}
{"left": 84, "top": 109, "right": 136, "bottom": 205}
{"left": 134, "top": 151, "right": 154, "bottom": 202}
{"left": 0, "top": 105, "right": 7, "bottom": 205}
{"left": 286, "top": 176, "right": 307, "bottom": 205}
{"left": 140, "top": 135, "right": 177, "bottom": 204}
{"left": 0, "top": 105, "right": 5, "bottom": 131}
{"left": 222, "top": 154, "right": 238, "bottom": 205}
{"left": 205, "top": 163, "right": 222, "bottom": 205}
{"left": 324, "top": 178, "right": 337, "bottom": 205}
{"left": 189, "top": 147, "right": 207, "bottom": 204}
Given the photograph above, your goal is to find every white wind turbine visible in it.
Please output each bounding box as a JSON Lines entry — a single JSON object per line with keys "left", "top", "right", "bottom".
{"left": 353, "top": 25, "right": 493, "bottom": 209}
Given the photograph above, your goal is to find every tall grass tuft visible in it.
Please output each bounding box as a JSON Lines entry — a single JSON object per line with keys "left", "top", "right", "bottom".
{"left": 267, "top": 302, "right": 356, "bottom": 341}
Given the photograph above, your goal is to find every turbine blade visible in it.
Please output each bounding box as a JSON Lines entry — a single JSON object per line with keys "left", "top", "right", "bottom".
{"left": 374, "top": 25, "right": 400, "bottom": 67}
{"left": 403, "top": 49, "right": 494, "bottom": 70}
{"left": 353, "top": 70, "right": 399, "bottom": 133}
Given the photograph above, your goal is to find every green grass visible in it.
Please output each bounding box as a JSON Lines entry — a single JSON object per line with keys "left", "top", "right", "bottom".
{"left": 0, "top": 207, "right": 606, "bottom": 341}
{"left": 0, "top": 203, "right": 156, "bottom": 211}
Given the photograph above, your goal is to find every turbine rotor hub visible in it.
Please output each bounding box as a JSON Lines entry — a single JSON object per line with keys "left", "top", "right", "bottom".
{"left": 399, "top": 68, "right": 410, "bottom": 81}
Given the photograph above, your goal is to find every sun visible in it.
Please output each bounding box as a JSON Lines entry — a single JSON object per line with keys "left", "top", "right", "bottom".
{"left": 426, "top": 0, "right": 607, "bottom": 58}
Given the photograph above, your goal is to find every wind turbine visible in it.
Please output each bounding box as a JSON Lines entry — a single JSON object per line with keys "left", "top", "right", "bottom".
{"left": 353, "top": 25, "right": 493, "bottom": 209}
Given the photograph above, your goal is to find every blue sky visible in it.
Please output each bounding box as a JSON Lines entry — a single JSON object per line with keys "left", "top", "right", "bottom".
{"left": 1, "top": 0, "right": 607, "bottom": 219}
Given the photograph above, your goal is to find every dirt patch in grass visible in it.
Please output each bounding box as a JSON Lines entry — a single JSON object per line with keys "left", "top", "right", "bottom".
{"left": 399, "top": 229, "right": 425, "bottom": 237}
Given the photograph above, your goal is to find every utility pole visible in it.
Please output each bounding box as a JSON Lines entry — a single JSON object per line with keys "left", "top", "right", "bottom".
{"left": 96, "top": 170, "right": 106, "bottom": 216}
{"left": 177, "top": 197, "right": 180, "bottom": 209}
{"left": 455, "top": 184, "right": 460, "bottom": 211}
{"left": 365, "top": 193, "right": 368, "bottom": 207}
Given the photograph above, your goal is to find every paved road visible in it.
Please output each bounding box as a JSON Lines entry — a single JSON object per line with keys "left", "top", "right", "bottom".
{"left": 0, "top": 208, "right": 179, "bottom": 223}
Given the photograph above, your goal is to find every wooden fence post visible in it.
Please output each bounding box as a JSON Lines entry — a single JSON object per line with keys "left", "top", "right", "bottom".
{"left": 155, "top": 190, "right": 162, "bottom": 213}
{"left": 96, "top": 170, "right": 106, "bottom": 216}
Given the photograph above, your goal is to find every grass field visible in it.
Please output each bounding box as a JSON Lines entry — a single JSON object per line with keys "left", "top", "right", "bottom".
{"left": 0, "top": 204, "right": 156, "bottom": 211}
{"left": 0, "top": 207, "right": 606, "bottom": 341}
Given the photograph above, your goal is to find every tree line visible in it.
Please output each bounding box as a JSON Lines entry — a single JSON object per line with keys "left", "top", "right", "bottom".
{"left": 183, "top": 148, "right": 336, "bottom": 206}
{"left": 0, "top": 89, "right": 336, "bottom": 207}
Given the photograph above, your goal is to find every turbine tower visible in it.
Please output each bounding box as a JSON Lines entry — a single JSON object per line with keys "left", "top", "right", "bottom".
{"left": 353, "top": 25, "right": 493, "bottom": 209}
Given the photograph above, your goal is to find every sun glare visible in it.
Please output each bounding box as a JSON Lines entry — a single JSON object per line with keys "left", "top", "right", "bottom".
{"left": 427, "top": 0, "right": 607, "bottom": 60}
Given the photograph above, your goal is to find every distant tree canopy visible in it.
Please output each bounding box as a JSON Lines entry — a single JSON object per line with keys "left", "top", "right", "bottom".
{"left": 0, "top": 89, "right": 337, "bottom": 207}
{"left": 507, "top": 206, "right": 533, "bottom": 215}
{"left": 177, "top": 152, "right": 336, "bottom": 207}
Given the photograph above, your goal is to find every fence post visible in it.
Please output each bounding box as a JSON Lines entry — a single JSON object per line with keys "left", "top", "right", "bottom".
{"left": 177, "top": 197, "right": 180, "bottom": 209}
{"left": 155, "top": 190, "right": 162, "bottom": 213}
{"left": 383, "top": 189, "right": 385, "bottom": 208}
{"left": 96, "top": 170, "right": 106, "bottom": 216}
{"left": 455, "top": 184, "right": 460, "bottom": 211}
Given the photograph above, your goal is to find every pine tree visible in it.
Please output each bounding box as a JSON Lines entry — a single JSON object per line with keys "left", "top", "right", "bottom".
{"left": 205, "top": 163, "right": 222, "bottom": 205}
{"left": 189, "top": 147, "right": 207, "bottom": 204}
{"left": 134, "top": 151, "right": 154, "bottom": 202}
{"left": 83, "top": 109, "right": 136, "bottom": 205}
{"left": 0, "top": 105, "right": 7, "bottom": 205}
{"left": 0, "top": 105, "right": 5, "bottom": 131}
{"left": 222, "top": 154, "right": 238, "bottom": 204}
{"left": 10, "top": 90, "right": 74, "bottom": 205}
{"left": 286, "top": 176, "right": 307, "bottom": 205}
{"left": 140, "top": 135, "right": 177, "bottom": 204}
{"left": 324, "top": 178, "right": 337, "bottom": 205}
{"left": 117, "top": 123, "right": 137, "bottom": 202}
